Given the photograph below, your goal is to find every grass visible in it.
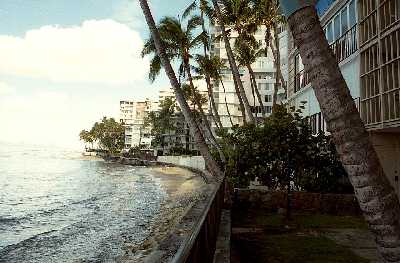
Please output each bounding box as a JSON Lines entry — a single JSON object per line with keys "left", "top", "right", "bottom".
{"left": 232, "top": 210, "right": 371, "bottom": 263}
{"left": 233, "top": 232, "right": 370, "bottom": 263}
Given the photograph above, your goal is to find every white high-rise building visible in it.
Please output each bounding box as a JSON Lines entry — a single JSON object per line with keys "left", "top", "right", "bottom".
{"left": 210, "top": 24, "right": 288, "bottom": 127}
{"left": 119, "top": 98, "right": 158, "bottom": 150}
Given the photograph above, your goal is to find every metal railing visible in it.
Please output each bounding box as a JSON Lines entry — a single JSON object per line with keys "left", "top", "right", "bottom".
{"left": 330, "top": 25, "right": 358, "bottom": 64}
{"left": 294, "top": 69, "right": 310, "bottom": 92}
{"left": 294, "top": 25, "right": 358, "bottom": 93}
{"left": 171, "top": 177, "right": 225, "bottom": 263}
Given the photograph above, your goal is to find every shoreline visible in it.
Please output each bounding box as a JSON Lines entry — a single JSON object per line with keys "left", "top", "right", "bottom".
{"left": 117, "top": 166, "right": 209, "bottom": 263}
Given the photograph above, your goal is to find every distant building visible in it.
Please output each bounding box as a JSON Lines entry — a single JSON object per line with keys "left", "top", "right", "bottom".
{"left": 119, "top": 98, "right": 158, "bottom": 150}
{"left": 155, "top": 87, "right": 206, "bottom": 155}
{"left": 287, "top": 0, "right": 400, "bottom": 196}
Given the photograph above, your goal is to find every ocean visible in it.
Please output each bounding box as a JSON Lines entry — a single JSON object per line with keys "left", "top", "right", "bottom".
{"left": 0, "top": 143, "right": 167, "bottom": 263}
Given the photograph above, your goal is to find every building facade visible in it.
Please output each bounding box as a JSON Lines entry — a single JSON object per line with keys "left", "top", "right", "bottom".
{"left": 210, "top": 24, "right": 288, "bottom": 127}
{"left": 287, "top": 0, "right": 400, "bottom": 195}
{"left": 119, "top": 99, "right": 158, "bottom": 150}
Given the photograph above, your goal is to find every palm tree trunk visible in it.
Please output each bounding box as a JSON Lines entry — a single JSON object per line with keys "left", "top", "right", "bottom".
{"left": 272, "top": 24, "right": 282, "bottom": 111}
{"left": 211, "top": 0, "right": 255, "bottom": 124}
{"left": 201, "top": 9, "right": 223, "bottom": 129}
{"left": 206, "top": 76, "right": 223, "bottom": 129}
{"left": 271, "top": 27, "right": 287, "bottom": 94}
{"left": 248, "top": 65, "right": 266, "bottom": 118}
{"left": 220, "top": 80, "right": 234, "bottom": 127}
{"left": 139, "top": 0, "right": 223, "bottom": 177}
{"left": 233, "top": 74, "right": 247, "bottom": 123}
{"left": 184, "top": 62, "right": 226, "bottom": 163}
{"left": 287, "top": 6, "right": 400, "bottom": 261}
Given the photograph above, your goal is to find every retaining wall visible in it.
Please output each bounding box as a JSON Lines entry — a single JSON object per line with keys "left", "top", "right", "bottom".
{"left": 157, "top": 156, "right": 205, "bottom": 171}
{"left": 234, "top": 189, "right": 362, "bottom": 216}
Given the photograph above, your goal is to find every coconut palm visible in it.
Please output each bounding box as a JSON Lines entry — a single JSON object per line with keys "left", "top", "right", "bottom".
{"left": 184, "top": 0, "right": 224, "bottom": 131}
{"left": 194, "top": 55, "right": 224, "bottom": 129}
{"left": 211, "top": 0, "right": 256, "bottom": 124}
{"left": 251, "top": 0, "right": 287, "bottom": 104}
{"left": 139, "top": 0, "right": 223, "bottom": 177}
{"left": 141, "top": 15, "right": 220, "bottom": 145}
{"left": 284, "top": 4, "right": 400, "bottom": 261}
{"left": 234, "top": 34, "right": 266, "bottom": 118}
{"left": 200, "top": 55, "right": 235, "bottom": 127}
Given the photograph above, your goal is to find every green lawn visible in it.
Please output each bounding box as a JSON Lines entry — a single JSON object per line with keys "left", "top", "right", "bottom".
{"left": 232, "top": 210, "right": 371, "bottom": 263}
{"left": 233, "top": 232, "right": 370, "bottom": 263}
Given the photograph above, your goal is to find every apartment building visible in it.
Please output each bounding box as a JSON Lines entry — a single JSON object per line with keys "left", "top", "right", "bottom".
{"left": 119, "top": 99, "right": 158, "bottom": 150}
{"left": 287, "top": 0, "right": 400, "bottom": 195}
{"left": 155, "top": 87, "right": 208, "bottom": 155}
{"left": 210, "top": 24, "right": 288, "bottom": 127}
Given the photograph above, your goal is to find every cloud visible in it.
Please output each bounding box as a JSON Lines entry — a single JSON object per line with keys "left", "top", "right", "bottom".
{"left": 0, "top": 19, "right": 149, "bottom": 85}
{"left": 0, "top": 82, "right": 13, "bottom": 95}
{"left": 113, "top": 0, "right": 145, "bottom": 30}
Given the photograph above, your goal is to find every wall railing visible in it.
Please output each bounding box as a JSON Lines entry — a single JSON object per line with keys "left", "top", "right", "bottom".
{"left": 171, "top": 177, "right": 225, "bottom": 263}
{"left": 330, "top": 25, "right": 358, "bottom": 64}
{"left": 294, "top": 25, "right": 358, "bottom": 94}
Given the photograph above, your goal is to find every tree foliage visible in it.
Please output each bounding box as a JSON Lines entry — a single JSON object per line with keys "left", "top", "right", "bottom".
{"left": 218, "top": 105, "right": 352, "bottom": 194}
{"left": 79, "top": 117, "right": 125, "bottom": 154}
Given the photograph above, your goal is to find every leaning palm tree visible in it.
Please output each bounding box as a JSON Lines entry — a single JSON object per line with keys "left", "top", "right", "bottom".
{"left": 194, "top": 54, "right": 224, "bottom": 129}
{"left": 211, "top": 0, "right": 256, "bottom": 124}
{"left": 139, "top": 0, "right": 223, "bottom": 177}
{"left": 209, "top": 55, "right": 235, "bottom": 127}
{"left": 141, "top": 15, "right": 221, "bottom": 149}
{"left": 282, "top": 3, "right": 400, "bottom": 261}
{"left": 234, "top": 34, "right": 266, "bottom": 118}
{"left": 251, "top": 0, "right": 287, "bottom": 101}
{"left": 184, "top": 0, "right": 225, "bottom": 130}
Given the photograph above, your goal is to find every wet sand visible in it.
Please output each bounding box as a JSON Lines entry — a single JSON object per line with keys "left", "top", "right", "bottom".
{"left": 119, "top": 166, "right": 208, "bottom": 262}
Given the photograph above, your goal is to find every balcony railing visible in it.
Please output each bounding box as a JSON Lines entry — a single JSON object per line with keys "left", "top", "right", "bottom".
{"left": 295, "top": 69, "right": 310, "bottom": 93}
{"left": 294, "top": 25, "right": 358, "bottom": 94}
{"left": 330, "top": 25, "right": 358, "bottom": 64}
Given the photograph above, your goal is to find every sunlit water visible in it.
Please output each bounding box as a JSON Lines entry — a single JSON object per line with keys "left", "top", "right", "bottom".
{"left": 0, "top": 143, "right": 167, "bottom": 263}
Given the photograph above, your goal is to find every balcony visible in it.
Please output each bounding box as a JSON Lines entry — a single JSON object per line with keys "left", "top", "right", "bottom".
{"left": 294, "top": 69, "right": 310, "bottom": 93}
{"left": 330, "top": 25, "right": 358, "bottom": 64}
{"left": 294, "top": 25, "right": 358, "bottom": 94}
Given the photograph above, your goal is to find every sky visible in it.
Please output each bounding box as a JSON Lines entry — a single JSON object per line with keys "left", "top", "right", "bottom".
{"left": 0, "top": 0, "right": 190, "bottom": 149}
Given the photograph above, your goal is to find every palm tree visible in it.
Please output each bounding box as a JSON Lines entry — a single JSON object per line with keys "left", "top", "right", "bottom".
{"left": 141, "top": 15, "right": 222, "bottom": 149}
{"left": 284, "top": 4, "right": 400, "bottom": 261}
{"left": 208, "top": 55, "right": 235, "bottom": 127}
{"left": 234, "top": 34, "right": 266, "bottom": 118}
{"left": 194, "top": 54, "right": 224, "bottom": 129}
{"left": 184, "top": 0, "right": 225, "bottom": 130}
{"left": 139, "top": 0, "right": 223, "bottom": 177}
{"left": 251, "top": 0, "right": 287, "bottom": 106}
{"left": 211, "top": 0, "right": 256, "bottom": 124}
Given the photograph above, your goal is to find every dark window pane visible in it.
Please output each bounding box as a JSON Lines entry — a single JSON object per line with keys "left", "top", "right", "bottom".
{"left": 341, "top": 7, "right": 348, "bottom": 33}
{"left": 326, "top": 22, "right": 333, "bottom": 43}
{"left": 334, "top": 15, "right": 341, "bottom": 40}
{"left": 349, "top": 0, "right": 356, "bottom": 27}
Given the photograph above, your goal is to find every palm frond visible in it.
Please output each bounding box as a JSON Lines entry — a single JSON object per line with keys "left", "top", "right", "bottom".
{"left": 149, "top": 56, "right": 162, "bottom": 83}
{"left": 186, "top": 15, "right": 203, "bottom": 33}
{"left": 183, "top": 1, "right": 198, "bottom": 18}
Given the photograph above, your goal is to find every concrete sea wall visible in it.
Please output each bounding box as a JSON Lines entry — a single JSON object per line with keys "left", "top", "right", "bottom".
{"left": 157, "top": 156, "right": 205, "bottom": 171}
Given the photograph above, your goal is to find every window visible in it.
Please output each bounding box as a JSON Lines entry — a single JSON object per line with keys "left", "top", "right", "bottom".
{"left": 341, "top": 7, "right": 348, "bottom": 33}
{"left": 265, "top": 95, "right": 272, "bottom": 102}
{"left": 334, "top": 15, "right": 341, "bottom": 40}
{"left": 326, "top": 22, "right": 333, "bottom": 43}
{"left": 349, "top": 0, "right": 356, "bottom": 27}
{"left": 295, "top": 54, "right": 304, "bottom": 74}
{"left": 265, "top": 106, "right": 272, "bottom": 113}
